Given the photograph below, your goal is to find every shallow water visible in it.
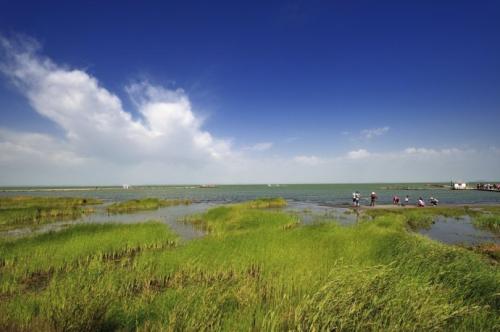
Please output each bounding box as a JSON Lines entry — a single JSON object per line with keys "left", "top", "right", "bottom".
{"left": 1, "top": 197, "right": 499, "bottom": 246}
{"left": 419, "top": 215, "right": 499, "bottom": 245}
{"left": 284, "top": 202, "right": 499, "bottom": 245}
{"left": 283, "top": 201, "right": 359, "bottom": 225}
{"left": 0, "top": 202, "right": 214, "bottom": 240}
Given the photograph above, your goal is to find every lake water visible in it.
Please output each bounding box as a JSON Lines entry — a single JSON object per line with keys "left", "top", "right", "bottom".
{"left": 1, "top": 183, "right": 499, "bottom": 205}
{"left": 1, "top": 184, "right": 499, "bottom": 245}
{"left": 419, "top": 215, "right": 499, "bottom": 246}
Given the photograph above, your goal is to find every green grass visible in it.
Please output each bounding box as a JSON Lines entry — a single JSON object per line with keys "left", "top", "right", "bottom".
{"left": 0, "top": 200, "right": 498, "bottom": 331}
{"left": 473, "top": 214, "right": 500, "bottom": 234}
{"left": 241, "top": 197, "right": 287, "bottom": 209}
{"left": 0, "top": 196, "right": 101, "bottom": 231}
{"left": 363, "top": 206, "right": 482, "bottom": 230}
{"left": 0, "top": 196, "right": 101, "bottom": 209}
{"left": 107, "top": 198, "right": 192, "bottom": 214}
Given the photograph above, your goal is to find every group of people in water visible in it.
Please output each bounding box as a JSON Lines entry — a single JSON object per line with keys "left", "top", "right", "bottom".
{"left": 352, "top": 191, "right": 439, "bottom": 207}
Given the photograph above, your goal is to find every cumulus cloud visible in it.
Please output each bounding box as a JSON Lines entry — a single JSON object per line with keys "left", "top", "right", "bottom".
{"left": 360, "top": 126, "right": 390, "bottom": 139}
{"left": 0, "top": 35, "right": 499, "bottom": 185}
{"left": 0, "top": 129, "right": 84, "bottom": 165}
{"left": 0, "top": 35, "right": 231, "bottom": 171}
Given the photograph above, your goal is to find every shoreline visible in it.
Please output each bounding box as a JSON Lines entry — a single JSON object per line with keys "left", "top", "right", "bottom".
{"left": 331, "top": 203, "right": 500, "bottom": 209}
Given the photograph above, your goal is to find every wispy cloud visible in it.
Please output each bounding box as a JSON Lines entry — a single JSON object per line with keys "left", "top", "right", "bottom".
{"left": 244, "top": 142, "right": 273, "bottom": 152}
{"left": 360, "top": 126, "right": 390, "bottom": 139}
{"left": 347, "top": 149, "right": 370, "bottom": 159}
{"left": 293, "top": 155, "right": 321, "bottom": 165}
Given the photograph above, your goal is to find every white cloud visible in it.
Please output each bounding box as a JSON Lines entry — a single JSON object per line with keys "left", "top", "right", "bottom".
{"left": 283, "top": 147, "right": 498, "bottom": 183}
{"left": 0, "top": 129, "right": 84, "bottom": 165}
{"left": 1, "top": 35, "right": 499, "bottom": 185}
{"left": 0, "top": 35, "right": 231, "bottom": 171}
{"left": 360, "top": 126, "right": 389, "bottom": 139}
{"left": 244, "top": 142, "right": 273, "bottom": 152}
{"left": 347, "top": 149, "right": 371, "bottom": 159}
{"left": 293, "top": 155, "right": 322, "bottom": 165}
{"left": 404, "top": 147, "right": 470, "bottom": 157}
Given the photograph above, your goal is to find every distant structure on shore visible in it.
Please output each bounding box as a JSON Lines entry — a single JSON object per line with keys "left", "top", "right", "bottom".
{"left": 476, "top": 182, "right": 500, "bottom": 192}
{"left": 122, "top": 184, "right": 130, "bottom": 189}
{"left": 451, "top": 181, "right": 467, "bottom": 190}
{"left": 199, "top": 184, "right": 217, "bottom": 188}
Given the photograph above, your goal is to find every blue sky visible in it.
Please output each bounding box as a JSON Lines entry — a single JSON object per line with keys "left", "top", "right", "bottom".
{"left": 0, "top": 1, "right": 499, "bottom": 184}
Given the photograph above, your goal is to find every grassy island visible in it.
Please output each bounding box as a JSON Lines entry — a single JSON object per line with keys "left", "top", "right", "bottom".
{"left": 107, "top": 198, "right": 192, "bottom": 214}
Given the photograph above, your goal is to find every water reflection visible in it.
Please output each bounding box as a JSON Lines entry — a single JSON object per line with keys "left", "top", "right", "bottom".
{"left": 2, "top": 200, "right": 499, "bottom": 247}
{"left": 283, "top": 201, "right": 359, "bottom": 225}
{"left": 0, "top": 202, "right": 215, "bottom": 240}
{"left": 419, "top": 215, "right": 499, "bottom": 245}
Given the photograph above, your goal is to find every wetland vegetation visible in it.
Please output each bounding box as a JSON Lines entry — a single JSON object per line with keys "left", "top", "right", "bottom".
{"left": 362, "top": 206, "right": 483, "bottom": 229}
{"left": 473, "top": 214, "right": 500, "bottom": 234}
{"left": 107, "top": 198, "right": 192, "bottom": 214}
{"left": 0, "top": 196, "right": 101, "bottom": 231}
{"left": 0, "top": 198, "right": 499, "bottom": 331}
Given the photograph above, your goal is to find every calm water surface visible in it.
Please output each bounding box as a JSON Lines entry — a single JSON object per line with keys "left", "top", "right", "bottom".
{"left": 419, "top": 215, "right": 499, "bottom": 245}
{"left": 1, "top": 184, "right": 499, "bottom": 244}
{"left": 1, "top": 183, "right": 499, "bottom": 205}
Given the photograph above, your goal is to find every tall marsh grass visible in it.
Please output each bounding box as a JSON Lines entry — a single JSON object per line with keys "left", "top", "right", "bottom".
{"left": 473, "top": 214, "right": 500, "bottom": 234}
{"left": 0, "top": 200, "right": 498, "bottom": 331}
{"left": 0, "top": 196, "right": 102, "bottom": 231}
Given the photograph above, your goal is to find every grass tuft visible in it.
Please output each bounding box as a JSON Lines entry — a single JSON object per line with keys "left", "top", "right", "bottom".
{"left": 0, "top": 196, "right": 101, "bottom": 231}
{"left": 473, "top": 214, "right": 500, "bottom": 234}
{"left": 106, "top": 198, "right": 191, "bottom": 213}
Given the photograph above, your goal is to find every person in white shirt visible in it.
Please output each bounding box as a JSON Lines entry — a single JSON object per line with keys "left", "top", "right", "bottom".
{"left": 417, "top": 197, "right": 425, "bottom": 207}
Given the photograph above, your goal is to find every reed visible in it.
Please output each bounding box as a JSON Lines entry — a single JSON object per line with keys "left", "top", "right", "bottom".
{"left": 473, "top": 214, "right": 500, "bottom": 234}
{"left": 0, "top": 196, "right": 101, "bottom": 231}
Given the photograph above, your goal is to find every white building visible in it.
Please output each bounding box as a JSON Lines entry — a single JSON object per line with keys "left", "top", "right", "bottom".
{"left": 452, "top": 182, "right": 467, "bottom": 190}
